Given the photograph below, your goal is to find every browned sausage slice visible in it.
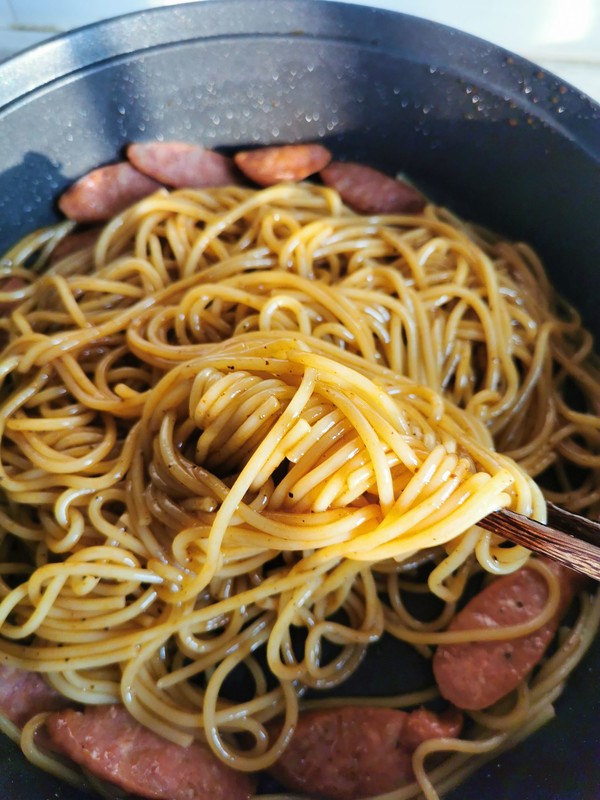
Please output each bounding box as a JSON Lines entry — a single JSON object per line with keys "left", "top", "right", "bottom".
{"left": 127, "top": 141, "right": 243, "bottom": 188}
{"left": 267, "top": 705, "right": 462, "bottom": 800}
{"left": 400, "top": 705, "right": 463, "bottom": 752}
{"left": 320, "top": 161, "right": 426, "bottom": 214}
{"left": 58, "top": 163, "right": 163, "bottom": 223}
{"left": 46, "top": 704, "right": 255, "bottom": 800}
{"left": 234, "top": 143, "right": 332, "bottom": 186}
{"left": 433, "top": 560, "right": 583, "bottom": 710}
{"left": 0, "top": 664, "right": 70, "bottom": 727}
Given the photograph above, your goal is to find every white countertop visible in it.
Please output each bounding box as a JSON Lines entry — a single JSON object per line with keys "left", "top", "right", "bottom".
{"left": 1, "top": 0, "right": 600, "bottom": 104}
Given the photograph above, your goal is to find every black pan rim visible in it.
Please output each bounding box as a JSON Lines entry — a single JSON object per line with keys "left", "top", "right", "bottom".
{"left": 0, "top": 0, "right": 599, "bottom": 163}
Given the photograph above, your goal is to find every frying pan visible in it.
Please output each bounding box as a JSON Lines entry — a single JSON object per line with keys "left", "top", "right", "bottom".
{"left": 0, "top": 1, "right": 598, "bottom": 798}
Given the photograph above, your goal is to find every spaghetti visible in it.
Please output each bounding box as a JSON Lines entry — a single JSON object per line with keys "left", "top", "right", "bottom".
{"left": 0, "top": 181, "right": 598, "bottom": 799}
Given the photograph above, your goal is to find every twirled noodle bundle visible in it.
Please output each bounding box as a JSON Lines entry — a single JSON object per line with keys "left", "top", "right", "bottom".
{"left": 0, "top": 182, "right": 598, "bottom": 798}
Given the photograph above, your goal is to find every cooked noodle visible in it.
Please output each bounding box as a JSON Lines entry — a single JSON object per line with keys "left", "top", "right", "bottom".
{"left": 0, "top": 182, "right": 598, "bottom": 798}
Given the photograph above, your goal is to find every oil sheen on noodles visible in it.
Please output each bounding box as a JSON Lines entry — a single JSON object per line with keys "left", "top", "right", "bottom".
{"left": 0, "top": 182, "right": 598, "bottom": 800}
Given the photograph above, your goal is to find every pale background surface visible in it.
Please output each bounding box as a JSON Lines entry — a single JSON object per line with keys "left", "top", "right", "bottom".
{"left": 0, "top": 0, "right": 599, "bottom": 102}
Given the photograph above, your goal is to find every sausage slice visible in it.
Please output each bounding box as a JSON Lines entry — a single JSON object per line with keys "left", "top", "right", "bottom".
{"left": 46, "top": 704, "right": 255, "bottom": 800}
{"left": 268, "top": 705, "right": 462, "bottom": 800}
{"left": 401, "top": 705, "right": 463, "bottom": 752}
{"left": 0, "top": 664, "right": 70, "bottom": 727}
{"left": 320, "top": 161, "right": 426, "bottom": 214}
{"left": 58, "top": 162, "right": 162, "bottom": 223}
{"left": 234, "top": 143, "right": 332, "bottom": 186}
{"left": 433, "top": 560, "right": 583, "bottom": 710}
{"left": 127, "top": 141, "right": 243, "bottom": 188}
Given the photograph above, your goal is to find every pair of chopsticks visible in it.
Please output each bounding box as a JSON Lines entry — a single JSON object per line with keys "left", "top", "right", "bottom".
{"left": 478, "top": 503, "right": 600, "bottom": 582}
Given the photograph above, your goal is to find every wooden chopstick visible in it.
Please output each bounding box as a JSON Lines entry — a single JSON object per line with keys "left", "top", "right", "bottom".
{"left": 478, "top": 505, "right": 600, "bottom": 582}
{"left": 546, "top": 502, "right": 600, "bottom": 547}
